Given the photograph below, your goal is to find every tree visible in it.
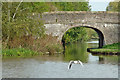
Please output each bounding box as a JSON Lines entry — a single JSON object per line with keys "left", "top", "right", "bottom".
{"left": 2, "top": 2, "right": 57, "bottom": 49}
{"left": 2, "top": 1, "right": 92, "bottom": 47}
{"left": 2, "top": 2, "right": 53, "bottom": 42}
{"left": 63, "top": 27, "right": 88, "bottom": 44}
{"left": 53, "top": 2, "right": 91, "bottom": 11}
{"left": 106, "top": 0, "right": 120, "bottom": 12}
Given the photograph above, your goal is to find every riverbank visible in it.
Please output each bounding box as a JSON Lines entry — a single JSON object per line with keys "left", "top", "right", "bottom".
{"left": 2, "top": 48, "right": 41, "bottom": 57}
{"left": 2, "top": 47, "right": 63, "bottom": 57}
{"left": 87, "top": 43, "right": 120, "bottom": 55}
{"left": 2, "top": 35, "right": 63, "bottom": 57}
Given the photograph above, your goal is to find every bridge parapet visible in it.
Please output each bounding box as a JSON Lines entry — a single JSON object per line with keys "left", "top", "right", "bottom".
{"left": 42, "top": 11, "right": 119, "bottom": 24}
{"left": 36, "top": 11, "right": 120, "bottom": 47}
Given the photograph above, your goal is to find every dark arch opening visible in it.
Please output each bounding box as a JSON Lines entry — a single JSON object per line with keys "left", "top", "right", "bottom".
{"left": 62, "top": 26, "right": 105, "bottom": 49}
{"left": 89, "top": 27, "right": 105, "bottom": 48}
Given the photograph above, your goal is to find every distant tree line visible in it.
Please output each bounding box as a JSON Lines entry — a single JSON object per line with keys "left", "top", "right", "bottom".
{"left": 106, "top": 0, "right": 120, "bottom": 12}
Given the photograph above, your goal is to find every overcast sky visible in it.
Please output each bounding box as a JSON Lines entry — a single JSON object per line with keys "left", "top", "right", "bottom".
{"left": 89, "top": 2, "right": 109, "bottom": 11}
{"left": 89, "top": 0, "right": 114, "bottom": 11}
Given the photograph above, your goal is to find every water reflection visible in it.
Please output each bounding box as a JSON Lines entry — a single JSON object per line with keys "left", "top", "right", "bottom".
{"left": 2, "top": 41, "right": 118, "bottom": 78}
{"left": 64, "top": 41, "right": 118, "bottom": 65}
{"left": 64, "top": 42, "right": 88, "bottom": 63}
{"left": 98, "top": 56, "right": 118, "bottom": 65}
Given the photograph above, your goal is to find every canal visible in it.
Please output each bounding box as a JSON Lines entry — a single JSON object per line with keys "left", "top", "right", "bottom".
{"left": 2, "top": 41, "right": 118, "bottom": 78}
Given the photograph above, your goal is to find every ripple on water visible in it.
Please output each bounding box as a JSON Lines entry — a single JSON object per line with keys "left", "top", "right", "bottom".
{"left": 2, "top": 58, "right": 118, "bottom": 78}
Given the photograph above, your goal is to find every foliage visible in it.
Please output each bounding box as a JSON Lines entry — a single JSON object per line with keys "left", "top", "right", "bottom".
{"left": 63, "top": 27, "right": 88, "bottom": 44}
{"left": 45, "top": 43, "right": 63, "bottom": 55}
{"left": 30, "top": 34, "right": 63, "bottom": 55}
{"left": 2, "top": 48, "right": 39, "bottom": 57}
{"left": 90, "top": 43, "right": 120, "bottom": 53}
{"left": 2, "top": 2, "right": 92, "bottom": 45}
{"left": 2, "top": 2, "right": 93, "bottom": 56}
{"left": 53, "top": 2, "right": 91, "bottom": 11}
{"left": 90, "top": 49, "right": 119, "bottom": 53}
{"left": 106, "top": 0, "right": 120, "bottom": 12}
{"left": 86, "top": 28, "right": 98, "bottom": 40}
{"left": 2, "top": 34, "right": 63, "bottom": 56}
{"left": 102, "top": 42, "right": 120, "bottom": 49}
{"left": 62, "top": 27, "right": 98, "bottom": 44}
{"left": 2, "top": 2, "right": 53, "bottom": 44}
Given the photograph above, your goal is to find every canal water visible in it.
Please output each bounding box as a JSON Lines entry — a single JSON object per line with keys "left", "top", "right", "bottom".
{"left": 2, "top": 41, "right": 118, "bottom": 78}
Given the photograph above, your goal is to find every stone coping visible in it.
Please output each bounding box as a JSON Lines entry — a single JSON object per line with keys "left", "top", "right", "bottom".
{"left": 43, "top": 11, "right": 119, "bottom": 14}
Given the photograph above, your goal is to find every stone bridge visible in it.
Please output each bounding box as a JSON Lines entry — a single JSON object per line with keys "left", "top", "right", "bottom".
{"left": 39, "top": 11, "right": 119, "bottom": 47}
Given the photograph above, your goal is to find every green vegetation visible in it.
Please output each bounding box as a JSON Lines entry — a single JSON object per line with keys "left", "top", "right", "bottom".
{"left": 63, "top": 27, "right": 98, "bottom": 44}
{"left": 90, "top": 49, "right": 119, "bottom": 53}
{"left": 102, "top": 42, "right": 120, "bottom": 49}
{"left": 2, "top": 2, "right": 52, "bottom": 44}
{"left": 2, "top": 48, "right": 39, "bottom": 57}
{"left": 106, "top": 0, "right": 120, "bottom": 12}
{"left": 90, "top": 43, "right": 120, "bottom": 53}
{"left": 52, "top": 2, "right": 91, "bottom": 11}
{"left": 64, "top": 42, "right": 88, "bottom": 62}
{"left": 2, "top": 2, "right": 62, "bottom": 56}
{"left": 86, "top": 28, "right": 98, "bottom": 40}
{"left": 2, "top": 35, "right": 63, "bottom": 56}
{"left": 63, "top": 27, "right": 88, "bottom": 44}
{"left": 2, "top": 1, "right": 95, "bottom": 57}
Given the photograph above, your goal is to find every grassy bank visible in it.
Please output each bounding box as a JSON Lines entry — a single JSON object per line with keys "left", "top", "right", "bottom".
{"left": 90, "top": 49, "right": 119, "bottom": 53}
{"left": 89, "top": 43, "right": 120, "bottom": 54}
{"left": 2, "top": 35, "right": 63, "bottom": 57}
{"left": 2, "top": 44, "right": 63, "bottom": 57}
{"left": 2, "top": 48, "right": 41, "bottom": 57}
{"left": 102, "top": 43, "right": 119, "bottom": 49}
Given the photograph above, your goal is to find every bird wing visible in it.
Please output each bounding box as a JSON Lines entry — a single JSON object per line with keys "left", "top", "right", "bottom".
{"left": 78, "top": 60, "right": 84, "bottom": 67}
{"left": 68, "top": 61, "right": 73, "bottom": 69}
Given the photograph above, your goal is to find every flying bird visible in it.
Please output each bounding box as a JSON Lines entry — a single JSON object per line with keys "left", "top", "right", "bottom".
{"left": 68, "top": 60, "right": 83, "bottom": 69}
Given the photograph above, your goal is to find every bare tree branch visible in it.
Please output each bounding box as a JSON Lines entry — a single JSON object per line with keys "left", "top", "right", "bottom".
{"left": 12, "top": 0, "right": 23, "bottom": 20}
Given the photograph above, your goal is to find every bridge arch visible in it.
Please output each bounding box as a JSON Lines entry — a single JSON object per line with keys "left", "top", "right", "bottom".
{"left": 43, "top": 11, "right": 119, "bottom": 45}
{"left": 61, "top": 26, "right": 105, "bottom": 48}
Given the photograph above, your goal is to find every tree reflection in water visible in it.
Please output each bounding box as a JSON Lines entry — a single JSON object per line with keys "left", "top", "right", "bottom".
{"left": 64, "top": 41, "right": 118, "bottom": 65}
{"left": 64, "top": 42, "right": 89, "bottom": 63}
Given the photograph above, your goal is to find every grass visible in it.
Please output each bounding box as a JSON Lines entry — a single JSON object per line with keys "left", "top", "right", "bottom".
{"left": 2, "top": 35, "right": 63, "bottom": 57}
{"left": 2, "top": 48, "right": 41, "bottom": 57}
{"left": 89, "top": 42, "right": 120, "bottom": 53}
{"left": 102, "top": 43, "right": 120, "bottom": 49}
{"left": 90, "top": 49, "right": 119, "bottom": 53}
